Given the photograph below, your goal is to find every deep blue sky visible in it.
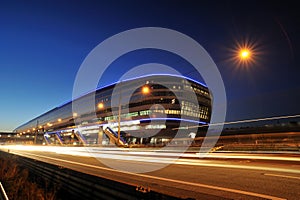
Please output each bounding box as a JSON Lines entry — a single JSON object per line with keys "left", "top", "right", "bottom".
{"left": 0, "top": 0, "right": 299, "bottom": 131}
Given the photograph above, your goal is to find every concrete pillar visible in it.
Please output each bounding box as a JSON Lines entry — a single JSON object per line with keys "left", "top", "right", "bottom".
{"left": 98, "top": 126, "right": 103, "bottom": 145}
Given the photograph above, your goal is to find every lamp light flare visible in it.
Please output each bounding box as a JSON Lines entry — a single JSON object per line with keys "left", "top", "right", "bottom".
{"left": 142, "top": 85, "right": 150, "bottom": 94}
{"left": 97, "top": 102, "right": 104, "bottom": 109}
{"left": 225, "top": 35, "right": 262, "bottom": 69}
{"left": 229, "top": 39, "right": 259, "bottom": 68}
{"left": 240, "top": 49, "right": 250, "bottom": 59}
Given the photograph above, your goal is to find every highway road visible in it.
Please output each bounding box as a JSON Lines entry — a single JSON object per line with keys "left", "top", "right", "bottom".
{"left": 1, "top": 145, "right": 300, "bottom": 200}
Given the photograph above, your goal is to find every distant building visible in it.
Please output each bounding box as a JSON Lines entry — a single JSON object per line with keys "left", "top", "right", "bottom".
{"left": 14, "top": 74, "right": 212, "bottom": 145}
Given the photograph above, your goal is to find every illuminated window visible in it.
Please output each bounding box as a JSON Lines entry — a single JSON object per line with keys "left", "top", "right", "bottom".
{"left": 140, "top": 110, "right": 152, "bottom": 116}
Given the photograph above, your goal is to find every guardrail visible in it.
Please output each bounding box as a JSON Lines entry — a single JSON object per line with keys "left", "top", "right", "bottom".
{"left": 13, "top": 153, "right": 178, "bottom": 200}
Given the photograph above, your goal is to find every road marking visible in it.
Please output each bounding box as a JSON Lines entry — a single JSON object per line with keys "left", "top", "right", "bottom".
{"left": 175, "top": 159, "right": 300, "bottom": 174}
{"left": 264, "top": 173, "right": 300, "bottom": 180}
{"left": 9, "top": 150, "right": 286, "bottom": 200}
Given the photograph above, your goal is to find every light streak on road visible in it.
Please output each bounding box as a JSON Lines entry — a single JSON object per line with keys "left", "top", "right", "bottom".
{"left": 264, "top": 173, "right": 300, "bottom": 180}
{"left": 2, "top": 145, "right": 300, "bottom": 175}
{"left": 6, "top": 150, "right": 287, "bottom": 200}
{"left": 201, "top": 153, "right": 300, "bottom": 162}
{"left": 3, "top": 145, "right": 300, "bottom": 161}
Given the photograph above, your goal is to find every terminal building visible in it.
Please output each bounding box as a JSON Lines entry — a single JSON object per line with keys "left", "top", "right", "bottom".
{"left": 14, "top": 74, "right": 212, "bottom": 146}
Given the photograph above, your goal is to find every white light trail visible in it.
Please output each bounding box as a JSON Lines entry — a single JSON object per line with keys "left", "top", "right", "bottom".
{"left": 2, "top": 145, "right": 300, "bottom": 163}
{"left": 3, "top": 150, "right": 289, "bottom": 200}
{"left": 174, "top": 114, "right": 300, "bottom": 130}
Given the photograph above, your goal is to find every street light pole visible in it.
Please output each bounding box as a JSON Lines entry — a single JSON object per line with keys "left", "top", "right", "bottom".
{"left": 118, "top": 98, "right": 121, "bottom": 146}
{"left": 117, "top": 82, "right": 122, "bottom": 146}
{"left": 34, "top": 120, "right": 39, "bottom": 144}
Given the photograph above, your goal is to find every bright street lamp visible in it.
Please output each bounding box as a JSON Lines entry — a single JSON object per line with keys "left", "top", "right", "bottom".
{"left": 240, "top": 49, "right": 250, "bottom": 59}
{"left": 230, "top": 38, "right": 260, "bottom": 67}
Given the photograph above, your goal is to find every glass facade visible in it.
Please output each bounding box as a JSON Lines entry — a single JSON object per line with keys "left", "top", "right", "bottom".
{"left": 14, "top": 74, "right": 212, "bottom": 145}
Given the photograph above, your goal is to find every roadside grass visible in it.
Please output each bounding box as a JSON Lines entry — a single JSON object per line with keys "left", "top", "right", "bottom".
{"left": 0, "top": 154, "right": 57, "bottom": 200}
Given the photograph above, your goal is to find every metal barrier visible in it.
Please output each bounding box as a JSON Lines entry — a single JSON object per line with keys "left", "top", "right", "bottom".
{"left": 16, "top": 154, "right": 178, "bottom": 200}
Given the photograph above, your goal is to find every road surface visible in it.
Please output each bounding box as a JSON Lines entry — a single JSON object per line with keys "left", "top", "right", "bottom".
{"left": 1, "top": 145, "right": 300, "bottom": 200}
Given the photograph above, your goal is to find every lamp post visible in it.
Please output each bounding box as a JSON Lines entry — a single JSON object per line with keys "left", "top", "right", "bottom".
{"left": 117, "top": 83, "right": 123, "bottom": 146}
{"left": 97, "top": 102, "right": 104, "bottom": 145}
{"left": 118, "top": 94, "right": 121, "bottom": 146}
{"left": 34, "top": 120, "right": 38, "bottom": 144}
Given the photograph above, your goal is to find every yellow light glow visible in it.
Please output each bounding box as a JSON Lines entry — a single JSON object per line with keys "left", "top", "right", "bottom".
{"left": 39, "top": 126, "right": 42, "bottom": 129}
{"left": 73, "top": 113, "right": 78, "bottom": 117}
{"left": 240, "top": 49, "right": 250, "bottom": 59}
{"left": 32, "top": 128, "right": 36, "bottom": 131}
{"left": 27, "top": 130, "right": 30, "bottom": 133}
{"left": 142, "top": 86, "right": 150, "bottom": 94}
{"left": 58, "top": 118, "right": 62, "bottom": 122}
{"left": 228, "top": 38, "right": 260, "bottom": 68}
{"left": 97, "top": 102, "right": 104, "bottom": 109}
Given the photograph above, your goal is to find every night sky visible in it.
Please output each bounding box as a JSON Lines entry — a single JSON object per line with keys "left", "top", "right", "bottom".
{"left": 0, "top": 0, "right": 299, "bottom": 131}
